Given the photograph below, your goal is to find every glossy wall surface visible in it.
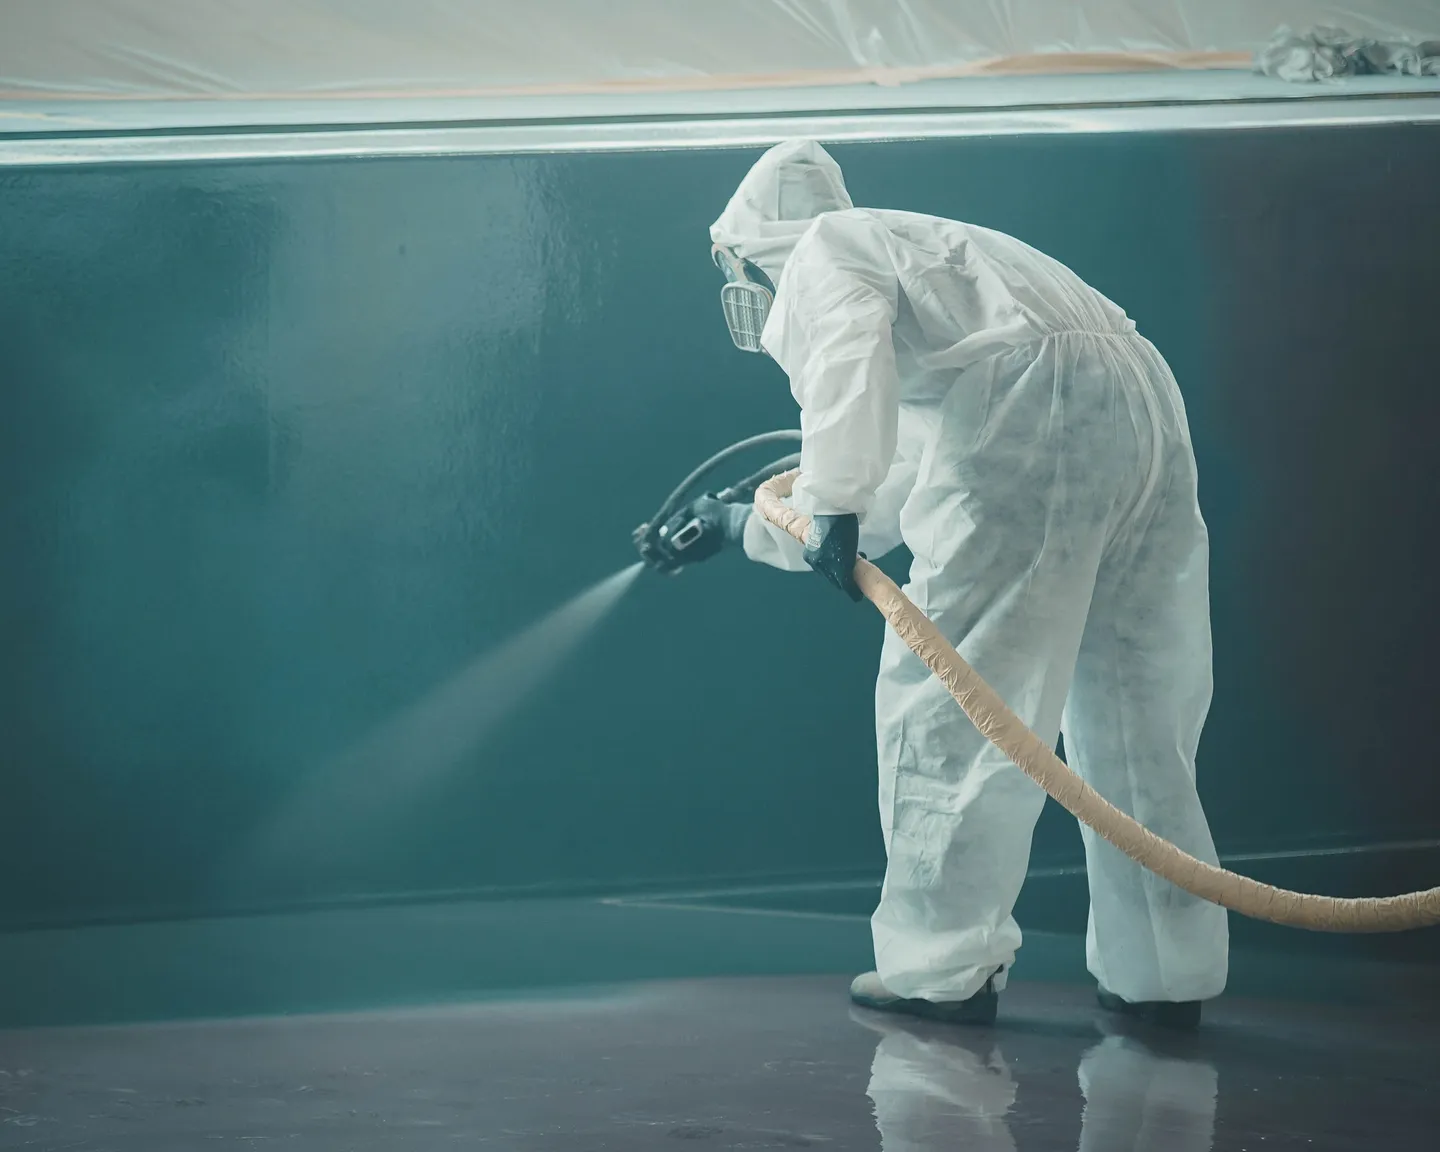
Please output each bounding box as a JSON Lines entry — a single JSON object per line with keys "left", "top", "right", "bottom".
{"left": 2, "top": 125, "right": 1438, "bottom": 931}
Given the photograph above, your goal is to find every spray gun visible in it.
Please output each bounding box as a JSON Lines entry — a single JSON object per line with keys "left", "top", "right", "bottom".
{"left": 633, "top": 430, "right": 801, "bottom": 574}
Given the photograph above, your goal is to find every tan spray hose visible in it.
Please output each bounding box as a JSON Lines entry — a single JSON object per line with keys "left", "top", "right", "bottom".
{"left": 756, "top": 471, "right": 1440, "bottom": 931}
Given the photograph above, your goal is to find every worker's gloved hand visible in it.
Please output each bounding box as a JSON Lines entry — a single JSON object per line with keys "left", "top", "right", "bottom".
{"left": 803, "top": 513, "right": 865, "bottom": 602}
{"left": 650, "top": 495, "right": 751, "bottom": 571}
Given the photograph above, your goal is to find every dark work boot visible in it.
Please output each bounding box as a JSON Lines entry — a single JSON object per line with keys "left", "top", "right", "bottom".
{"left": 1097, "top": 985, "right": 1203, "bottom": 1031}
{"left": 850, "top": 970, "right": 1000, "bottom": 1026}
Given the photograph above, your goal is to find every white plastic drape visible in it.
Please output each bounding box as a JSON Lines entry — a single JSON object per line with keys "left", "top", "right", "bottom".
{"left": 1, "top": 1, "right": 1437, "bottom": 101}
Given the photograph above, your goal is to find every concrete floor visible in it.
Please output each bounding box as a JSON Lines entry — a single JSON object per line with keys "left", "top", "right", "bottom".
{"left": 2, "top": 974, "right": 1438, "bottom": 1150}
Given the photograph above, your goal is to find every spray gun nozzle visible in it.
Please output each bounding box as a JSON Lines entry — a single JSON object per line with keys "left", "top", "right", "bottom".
{"left": 633, "top": 521, "right": 680, "bottom": 575}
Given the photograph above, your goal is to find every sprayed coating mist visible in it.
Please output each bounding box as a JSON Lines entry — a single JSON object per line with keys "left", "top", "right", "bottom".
{"left": 247, "top": 563, "right": 644, "bottom": 873}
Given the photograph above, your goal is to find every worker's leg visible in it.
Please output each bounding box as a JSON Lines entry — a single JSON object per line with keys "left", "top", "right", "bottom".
{"left": 871, "top": 347, "right": 1117, "bottom": 1002}
{"left": 1061, "top": 356, "right": 1229, "bottom": 1004}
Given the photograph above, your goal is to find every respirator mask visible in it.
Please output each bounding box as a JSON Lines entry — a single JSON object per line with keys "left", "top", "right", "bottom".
{"left": 712, "top": 244, "right": 775, "bottom": 354}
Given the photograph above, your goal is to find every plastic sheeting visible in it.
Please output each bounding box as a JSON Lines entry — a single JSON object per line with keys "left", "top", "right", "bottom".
{"left": 1, "top": 2, "right": 1438, "bottom": 102}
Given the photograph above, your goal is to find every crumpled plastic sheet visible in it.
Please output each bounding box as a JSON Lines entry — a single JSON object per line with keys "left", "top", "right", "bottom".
{"left": 1257, "top": 24, "right": 1440, "bottom": 81}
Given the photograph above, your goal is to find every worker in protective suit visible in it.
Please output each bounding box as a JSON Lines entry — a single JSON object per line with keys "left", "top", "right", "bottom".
{"left": 667, "top": 139, "right": 1228, "bottom": 1029}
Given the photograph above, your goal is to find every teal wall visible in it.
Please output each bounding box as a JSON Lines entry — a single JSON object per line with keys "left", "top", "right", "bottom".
{"left": 2, "top": 129, "right": 1437, "bottom": 931}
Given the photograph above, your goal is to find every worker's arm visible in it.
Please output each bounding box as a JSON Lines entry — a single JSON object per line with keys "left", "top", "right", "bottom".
{"left": 767, "top": 213, "right": 902, "bottom": 520}
{"left": 741, "top": 212, "right": 903, "bottom": 578}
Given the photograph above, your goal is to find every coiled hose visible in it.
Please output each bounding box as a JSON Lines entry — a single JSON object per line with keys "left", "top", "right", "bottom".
{"left": 756, "top": 470, "right": 1440, "bottom": 932}
{"left": 643, "top": 430, "right": 802, "bottom": 533}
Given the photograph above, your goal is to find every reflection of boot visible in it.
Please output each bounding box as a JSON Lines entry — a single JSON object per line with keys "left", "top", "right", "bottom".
{"left": 1078, "top": 1034, "right": 1218, "bottom": 1152}
{"left": 1096, "top": 985, "right": 1203, "bottom": 1031}
{"left": 851, "top": 970, "right": 1000, "bottom": 1026}
{"left": 860, "top": 1013, "right": 1017, "bottom": 1152}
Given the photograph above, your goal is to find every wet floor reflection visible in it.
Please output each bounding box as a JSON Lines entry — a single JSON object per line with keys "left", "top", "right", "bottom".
{"left": 1077, "top": 1032, "right": 1217, "bottom": 1152}
{"left": 859, "top": 1010, "right": 1219, "bottom": 1151}
{"left": 862, "top": 1012, "right": 1018, "bottom": 1150}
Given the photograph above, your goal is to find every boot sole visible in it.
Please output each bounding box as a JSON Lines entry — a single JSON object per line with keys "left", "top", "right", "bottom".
{"left": 1096, "top": 986, "right": 1202, "bottom": 1031}
{"left": 850, "top": 988, "right": 998, "bottom": 1027}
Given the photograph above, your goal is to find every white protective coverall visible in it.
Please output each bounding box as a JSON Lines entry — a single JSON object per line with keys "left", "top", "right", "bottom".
{"left": 713, "top": 139, "right": 1228, "bottom": 1005}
